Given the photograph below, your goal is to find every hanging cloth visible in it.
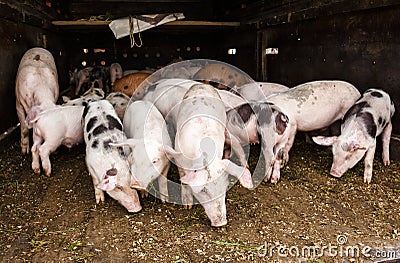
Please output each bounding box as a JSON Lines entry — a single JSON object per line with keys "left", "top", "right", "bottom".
{"left": 109, "top": 13, "right": 185, "bottom": 40}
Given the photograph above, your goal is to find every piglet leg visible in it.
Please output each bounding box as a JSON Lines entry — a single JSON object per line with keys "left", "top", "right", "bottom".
{"left": 16, "top": 102, "right": 29, "bottom": 154}
{"left": 281, "top": 123, "right": 297, "bottom": 166}
{"left": 31, "top": 132, "right": 42, "bottom": 174}
{"left": 39, "top": 141, "right": 59, "bottom": 176}
{"left": 224, "top": 130, "right": 248, "bottom": 168}
{"left": 381, "top": 122, "right": 392, "bottom": 165}
{"left": 88, "top": 165, "right": 105, "bottom": 204}
{"left": 178, "top": 167, "right": 193, "bottom": 209}
{"left": 363, "top": 144, "right": 376, "bottom": 184}
{"left": 158, "top": 163, "right": 170, "bottom": 203}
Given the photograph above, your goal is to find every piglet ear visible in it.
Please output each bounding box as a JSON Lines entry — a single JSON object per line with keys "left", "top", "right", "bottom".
{"left": 218, "top": 159, "right": 253, "bottom": 189}
{"left": 97, "top": 175, "right": 117, "bottom": 191}
{"left": 275, "top": 112, "right": 289, "bottom": 135}
{"left": 312, "top": 136, "right": 338, "bottom": 146}
{"left": 110, "top": 138, "right": 139, "bottom": 149}
{"left": 348, "top": 142, "right": 368, "bottom": 152}
{"left": 97, "top": 168, "right": 118, "bottom": 191}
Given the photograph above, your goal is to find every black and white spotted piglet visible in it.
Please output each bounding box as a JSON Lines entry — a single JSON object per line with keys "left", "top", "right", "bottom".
{"left": 83, "top": 100, "right": 142, "bottom": 212}
{"left": 313, "top": 89, "right": 395, "bottom": 183}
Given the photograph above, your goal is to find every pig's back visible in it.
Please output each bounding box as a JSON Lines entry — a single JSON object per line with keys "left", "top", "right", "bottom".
{"left": 16, "top": 48, "right": 59, "bottom": 105}
{"left": 124, "top": 100, "right": 167, "bottom": 141}
{"left": 18, "top": 48, "right": 57, "bottom": 72}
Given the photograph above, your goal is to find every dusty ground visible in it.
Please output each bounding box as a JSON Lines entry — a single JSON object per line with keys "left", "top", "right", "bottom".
{"left": 0, "top": 132, "right": 399, "bottom": 263}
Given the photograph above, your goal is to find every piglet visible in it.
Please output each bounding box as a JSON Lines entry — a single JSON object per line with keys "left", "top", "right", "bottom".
{"left": 266, "top": 80, "right": 361, "bottom": 183}
{"left": 74, "top": 67, "right": 92, "bottom": 95}
{"left": 193, "top": 62, "right": 252, "bottom": 91}
{"left": 63, "top": 87, "right": 105, "bottom": 106}
{"left": 16, "top": 47, "right": 59, "bottom": 154}
{"left": 165, "top": 84, "right": 253, "bottom": 227}
{"left": 111, "top": 100, "right": 172, "bottom": 202}
{"left": 83, "top": 100, "right": 142, "bottom": 212}
{"left": 225, "top": 102, "right": 289, "bottom": 183}
{"left": 105, "top": 92, "right": 130, "bottom": 120}
{"left": 313, "top": 89, "right": 395, "bottom": 183}
{"left": 89, "top": 66, "right": 109, "bottom": 93}
{"left": 109, "top": 63, "right": 123, "bottom": 85}
{"left": 112, "top": 72, "right": 151, "bottom": 96}
{"left": 27, "top": 106, "right": 84, "bottom": 176}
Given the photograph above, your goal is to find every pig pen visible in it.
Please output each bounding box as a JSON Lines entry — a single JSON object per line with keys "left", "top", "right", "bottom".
{"left": 0, "top": 131, "right": 399, "bottom": 263}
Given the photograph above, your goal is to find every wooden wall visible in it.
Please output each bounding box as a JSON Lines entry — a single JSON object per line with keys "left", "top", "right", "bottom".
{"left": 60, "top": 27, "right": 257, "bottom": 88}
{"left": 262, "top": 5, "right": 400, "bottom": 134}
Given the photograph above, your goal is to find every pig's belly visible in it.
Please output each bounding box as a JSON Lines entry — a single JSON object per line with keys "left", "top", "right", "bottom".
{"left": 63, "top": 136, "right": 83, "bottom": 148}
{"left": 294, "top": 109, "right": 341, "bottom": 131}
{"left": 269, "top": 96, "right": 344, "bottom": 132}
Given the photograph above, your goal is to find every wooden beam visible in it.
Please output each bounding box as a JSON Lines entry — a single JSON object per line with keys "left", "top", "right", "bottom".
{"left": 52, "top": 20, "right": 240, "bottom": 27}
{"left": 52, "top": 20, "right": 110, "bottom": 26}
{"left": 69, "top": 1, "right": 213, "bottom": 20}
{"left": 241, "top": 0, "right": 400, "bottom": 26}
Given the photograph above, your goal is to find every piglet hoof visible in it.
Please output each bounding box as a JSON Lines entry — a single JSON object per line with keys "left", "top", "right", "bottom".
{"left": 363, "top": 176, "right": 372, "bottom": 184}
{"left": 184, "top": 204, "right": 193, "bottom": 209}
{"left": 139, "top": 189, "right": 148, "bottom": 199}
{"left": 263, "top": 174, "right": 271, "bottom": 182}
{"left": 270, "top": 173, "right": 280, "bottom": 184}
{"left": 160, "top": 196, "right": 169, "bottom": 203}
{"left": 43, "top": 168, "right": 51, "bottom": 177}
{"left": 95, "top": 191, "right": 105, "bottom": 204}
{"left": 383, "top": 159, "right": 390, "bottom": 166}
{"left": 32, "top": 166, "right": 40, "bottom": 175}
{"left": 238, "top": 169, "right": 253, "bottom": 189}
{"left": 270, "top": 178, "right": 279, "bottom": 184}
{"left": 281, "top": 152, "right": 289, "bottom": 166}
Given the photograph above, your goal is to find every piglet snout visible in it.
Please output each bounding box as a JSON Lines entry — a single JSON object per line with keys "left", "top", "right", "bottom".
{"left": 126, "top": 202, "right": 142, "bottom": 213}
{"left": 211, "top": 218, "right": 228, "bottom": 227}
{"left": 330, "top": 169, "right": 343, "bottom": 178}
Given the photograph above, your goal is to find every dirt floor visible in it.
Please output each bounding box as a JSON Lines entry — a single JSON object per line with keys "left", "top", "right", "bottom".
{"left": 0, "top": 132, "right": 399, "bottom": 263}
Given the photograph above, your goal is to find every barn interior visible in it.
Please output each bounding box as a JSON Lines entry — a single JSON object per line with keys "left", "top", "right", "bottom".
{"left": 1, "top": 2, "right": 400, "bottom": 262}
{"left": 1, "top": 0, "right": 400, "bottom": 141}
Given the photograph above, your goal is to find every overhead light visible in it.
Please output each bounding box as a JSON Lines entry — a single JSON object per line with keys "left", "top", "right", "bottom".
{"left": 94, "top": 48, "right": 106, "bottom": 53}
{"left": 81, "top": 61, "right": 87, "bottom": 66}
{"left": 265, "top": 48, "right": 278, "bottom": 55}
{"left": 83, "top": 48, "right": 89, "bottom": 54}
{"left": 228, "top": 48, "right": 236, "bottom": 55}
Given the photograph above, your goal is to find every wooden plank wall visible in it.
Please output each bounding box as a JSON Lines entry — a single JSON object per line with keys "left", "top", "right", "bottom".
{"left": 262, "top": 5, "right": 400, "bottom": 134}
